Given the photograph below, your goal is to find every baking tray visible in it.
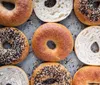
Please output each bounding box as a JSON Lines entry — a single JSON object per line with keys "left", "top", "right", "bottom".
{"left": 0, "top": 1, "right": 87, "bottom": 79}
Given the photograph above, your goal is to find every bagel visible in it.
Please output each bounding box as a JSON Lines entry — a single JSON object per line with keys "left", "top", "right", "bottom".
{"left": 0, "top": 27, "right": 29, "bottom": 65}
{"left": 75, "top": 26, "right": 100, "bottom": 65}
{"left": 0, "top": 65, "right": 29, "bottom": 85}
{"left": 32, "top": 23, "right": 73, "bottom": 61}
{"left": 0, "top": 0, "right": 32, "bottom": 26}
{"left": 31, "top": 62, "right": 72, "bottom": 85}
{"left": 33, "top": 0, "right": 73, "bottom": 22}
{"left": 73, "top": 66, "right": 100, "bottom": 85}
{"left": 74, "top": 0, "right": 100, "bottom": 25}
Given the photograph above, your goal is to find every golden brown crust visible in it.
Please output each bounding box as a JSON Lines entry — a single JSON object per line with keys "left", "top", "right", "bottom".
{"left": 73, "top": 66, "right": 100, "bottom": 85}
{"left": 0, "top": 27, "right": 29, "bottom": 64}
{"left": 0, "top": 0, "right": 33, "bottom": 26}
{"left": 74, "top": 0, "right": 100, "bottom": 25}
{"left": 31, "top": 62, "right": 72, "bottom": 85}
{"left": 32, "top": 23, "right": 73, "bottom": 61}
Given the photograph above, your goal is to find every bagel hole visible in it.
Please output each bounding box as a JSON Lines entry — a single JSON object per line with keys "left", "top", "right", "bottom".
{"left": 93, "top": 1, "right": 100, "bottom": 8}
{"left": 47, "top": 40, "right": 56, "bottom": 49}
{"left": 6, "top": 83, "right": 12, "bottom": 85}
{"left": 2, "top": 1, "right": 15, "bottom": 10}
{"left": 45, "top": 0, "right": 56, "bottom": 8}
{"left": 91, "top": 42, "right": 99, "bottom": 53}
{"left": 42, "top": 78, "right": 57, "bottom": 84}
{"left": 3, "top": 42, "right": 12, "bottom": 49}
{"left": 89, "top": 83, "right": 100, "bottom": 85}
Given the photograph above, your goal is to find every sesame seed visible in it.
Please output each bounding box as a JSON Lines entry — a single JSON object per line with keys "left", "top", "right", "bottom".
{"left": 79, "top": 0, "right": 100, "bottom": 21}
{"left": 34, "top": 65, "right": 71, "bottom": 85}
{"left": 0, "top": 28, "right": 25, "bottom": 65}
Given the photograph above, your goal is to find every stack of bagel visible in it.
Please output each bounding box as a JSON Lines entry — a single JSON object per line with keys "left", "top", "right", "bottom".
{"left": 0, "top": 0, "right": 100, "bottom": 85}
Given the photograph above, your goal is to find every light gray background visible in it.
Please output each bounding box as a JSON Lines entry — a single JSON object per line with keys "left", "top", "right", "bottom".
{"left": 17, "top": 10, "right": 86, "bottom": 79}
{"left": 0, "top": 0, "right": 88, "bottom": 79}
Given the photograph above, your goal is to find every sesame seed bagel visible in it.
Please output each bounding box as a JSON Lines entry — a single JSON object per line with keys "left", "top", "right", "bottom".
{"left": 0, "top": 0, "right": 32, "bottom": 26}
{"left": 32, "top": 23, "right": 73, "bottom": 61}
{"left": 33, "top": 0, "right": 73, "bottom": 22}
{"left": 73, "top": 66, "right": 100, "bottom": 85}
{"left": 75, "top": 26, "right": 100, "bottom": 65}
{"left": 0, "top": 65, "right": 29, "bottom": 85}
{"left": 0, "top": 27, "right": 29, "bottom": 65}
{"left": 31, "top": 62, "right": 72, "bottom": 85}
{"left": 74, "top": 0, "right": 100, "bottom": 25}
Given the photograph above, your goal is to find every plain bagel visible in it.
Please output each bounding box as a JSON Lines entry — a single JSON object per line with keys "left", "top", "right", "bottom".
{"left": 74, "top": 0, "right": 100, "bottom": 25}
{"left": 31, "top": 62, "right": 72, "bottom": 85}
{"left": 33, "top": 0, "right": 73, "bottom": 22}
{"left": 32, "top": 23, "right": 73, "bottom": 61}
{"left": 0, "top": 65, "right": 29, "bottom": 85}
{"left": 0, "top": 0, "right": 32, "bottom": 26}
{"left": 73, "top": 66, "right": 100, "bottom": 85}
{"left": 0, "top": 27, "right": 29, "bottom": 65}
{"left": 75, "top": 26, "right": 100, "bottom": 65}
